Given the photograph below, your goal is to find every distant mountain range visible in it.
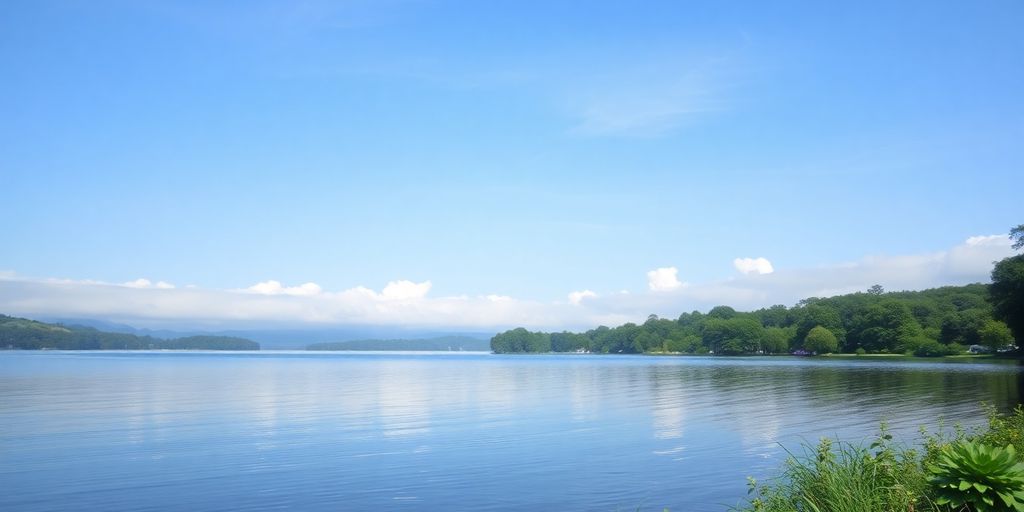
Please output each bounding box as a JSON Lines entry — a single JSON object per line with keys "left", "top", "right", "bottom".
{"left": 1, "top": 314, "right": 259, "bottom": 350}
{"left": 17, "top": 315, "right": 495, "bottom": 351}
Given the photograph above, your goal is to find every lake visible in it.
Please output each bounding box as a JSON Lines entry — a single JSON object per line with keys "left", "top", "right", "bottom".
{"left": 1, "top": 351, "right": 1021, "bottom": 511}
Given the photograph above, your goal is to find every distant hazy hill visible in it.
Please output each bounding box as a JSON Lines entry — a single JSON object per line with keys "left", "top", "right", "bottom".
{"left": 35, "top": 319, "right": 496, "bottom": 349}
{"left": 0, "top": 314, "right": 259, "bottom": 350}
{"left": 307, "top": 336, "right": 490, "bottom": 351}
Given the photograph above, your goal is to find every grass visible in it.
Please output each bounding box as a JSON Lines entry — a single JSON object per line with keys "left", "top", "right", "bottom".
{"left": 734, "top": 408, "right": 1024, "bottom": 512}
{"left": 738, "top": 429, "right": 936, "bottom": 512}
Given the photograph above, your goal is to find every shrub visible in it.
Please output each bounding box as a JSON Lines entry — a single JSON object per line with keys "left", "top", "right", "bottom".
{"left": 977, "top": 405, "right": 1024, "bottom": 461}
{"left": 928, "top": 441, "right": 1024, "bottom": 511}
{"left": 855, "top": 347, "right": 867, "bottom": 355}
{"left": 914, "top": 339, "right": 950, "bottom": 357}
{"left": 946, "top": 343, "right": 967, "bottom": 355}
{"left": 902, "top": 335, "right": 930, "bottom": 355}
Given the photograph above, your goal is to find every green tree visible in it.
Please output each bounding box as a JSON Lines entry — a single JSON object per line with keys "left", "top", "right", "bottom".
{"left": 589, "top": 323, "right": 642, "bottom": 353}
{"left": 707, "top": 305, "right": 738, "bottom": 319}
{"left": 755, "top": 304, "right": 790, "bottom": 327}
{"left": 1011, "top": 224, "right": 1024, "bottom": 250}
{"left": 804, "top": 326, "right": 839, "bottom": 354}
{"left": 633, "top": 331, "right": 660, "bottom": 353}
{"left": 939, "top": 309, "right": 988, "bottom": 346}
{"left": 585, "top": 326, "right": 612, "bottom": 353}
{"left": 665, "top": 334, "right": 702, "bottom": 353}
{"left": 529, "top": 331, "right": 552, "bottom": 352}
{"left": 950, "top": 292, "right": 988, "bottom": 312}
{"left": 990, "top": 254, "right": 1024, "bottom": 345}
{"left": 762, "top": 326, "right": 794, "bottom": 354}
{"left": 794, "top": 304, "right": 846, "bottom": 347}
{"left": 703, "top": 317, "right": 764, "bottom": 355}
{"left": 849, "top": 300, "right": 923, "bottom": 353}
{"left": 676, "top": 311, "right": 704, "bottom": 327}
{"left": 550, "top": 331, "right": 588, "bottom": 352}
{"left": 490, "top": 328, "right": 527, "bottom": 353}
{"left": 979, "top": 319, "right": 1015, "bottom": 352}
{"left": 490, "top": 328, "right": 550, "bottom": 353}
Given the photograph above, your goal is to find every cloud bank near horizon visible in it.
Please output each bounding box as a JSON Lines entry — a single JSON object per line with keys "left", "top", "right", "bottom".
{"left": 0, "top": 235, "right": 1015, "bottom": 331}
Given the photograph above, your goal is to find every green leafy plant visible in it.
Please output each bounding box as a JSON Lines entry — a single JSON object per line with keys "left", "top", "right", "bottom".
{"left": 739, "top": 409, "right": 1024, "bottom": 512}
{"left": 976, "top": 405, "right": 1024, "bottom": 461}
{"left": 928, "top": 441, "right": 1024, "bottom": 511}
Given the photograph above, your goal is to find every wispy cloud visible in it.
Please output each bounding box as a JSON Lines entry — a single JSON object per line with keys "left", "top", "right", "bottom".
{"left": 567, "top": 67, "right": 725, "bottom": 137}
{"left": 330, "top": 36, "right": 746, "bottom": 137}
{"left": 542, "top": 39, "right": 748, "bottom": 137}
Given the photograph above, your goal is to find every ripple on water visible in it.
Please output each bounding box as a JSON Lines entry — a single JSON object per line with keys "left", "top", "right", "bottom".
{"left": 0, "top": 352, "right": 1020, "bottom": 512}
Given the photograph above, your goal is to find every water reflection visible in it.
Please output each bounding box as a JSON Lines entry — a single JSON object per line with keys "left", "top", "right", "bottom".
{"left": 0, "top": 352, "right": 1021, "bottom": 512}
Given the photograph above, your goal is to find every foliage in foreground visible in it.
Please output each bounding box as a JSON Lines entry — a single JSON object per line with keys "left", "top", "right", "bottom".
{"left": 740, "top": 430, "right": 933, "bottom": 512}
{"left": 928, "top": 442, "right": 1024, "bottom": 512}
{"left": 736, "top": 407, "right": 1024, "bottom": 512}
{"left": 978, "top": 406, "right": 1024, "bottom": 459}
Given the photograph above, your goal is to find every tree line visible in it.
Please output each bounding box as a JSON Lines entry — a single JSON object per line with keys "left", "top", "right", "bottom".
{"left": 0, "top": 315, "right": 260, "bottom": 350}
{"left": 493, "top": 225, "right": 1024, "bottom": 356}
{"left": 492, "top": 284, "right": 1013, "bottom": 356}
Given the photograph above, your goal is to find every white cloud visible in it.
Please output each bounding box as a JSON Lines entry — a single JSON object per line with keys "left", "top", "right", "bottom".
{"left": 666, "top": 234, "right": 1012, "bottom": 310}
{"left": 557, "top": 45, "right": 738, "bottom": 137}
{"left": 247, "top": 280, "right": 322, "bottom": 296}
{"left": 380, "top": 280, "right": 431, "bottom": 300}
{"left": 572, "top": 88, "right": 713, "bottom": 137}
{"left": 557, "top": 234, "right": 1015, "bottom": 324}
{"left": 966, "top": 234, "right": 1010, "bottom": 247}
{"left": 647, "top": 267, "right": 684, "bottom": 292}
{"left": 733, "top": 257, "right": 774, "bottom": 275}
{"left": 946, "top": 234, "right": 1013, "bottom": 279}
{"left": 0, "top": 234, "right": 1014, "bottom": 332}
{"left": 123, "top": 278, "right": 176, "bottom": 289}
{"left": 568, "top": 290, "right": 597, "bottom": 305}
{"left": 0, "top": 273, "right": 620, "bottom": 330}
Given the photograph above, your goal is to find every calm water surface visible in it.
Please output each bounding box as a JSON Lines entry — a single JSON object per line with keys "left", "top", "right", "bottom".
{"left": 1, "top": 351, "right": 1022, "bottom": 511}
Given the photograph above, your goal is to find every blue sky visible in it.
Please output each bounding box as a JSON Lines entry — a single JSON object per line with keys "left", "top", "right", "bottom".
{"left": 1, "top": 1, "right": 1021, "bottom": 329}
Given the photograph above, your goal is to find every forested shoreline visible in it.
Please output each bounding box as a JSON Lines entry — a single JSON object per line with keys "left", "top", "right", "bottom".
{"left": 491, "top": 283, "right": 1017, "bottom": 356}
{"left": 0, "top": 315, "right": 260, "bottom": 350}
{"left": 491, "top": 230, "right": 1022, "bottom": 357}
